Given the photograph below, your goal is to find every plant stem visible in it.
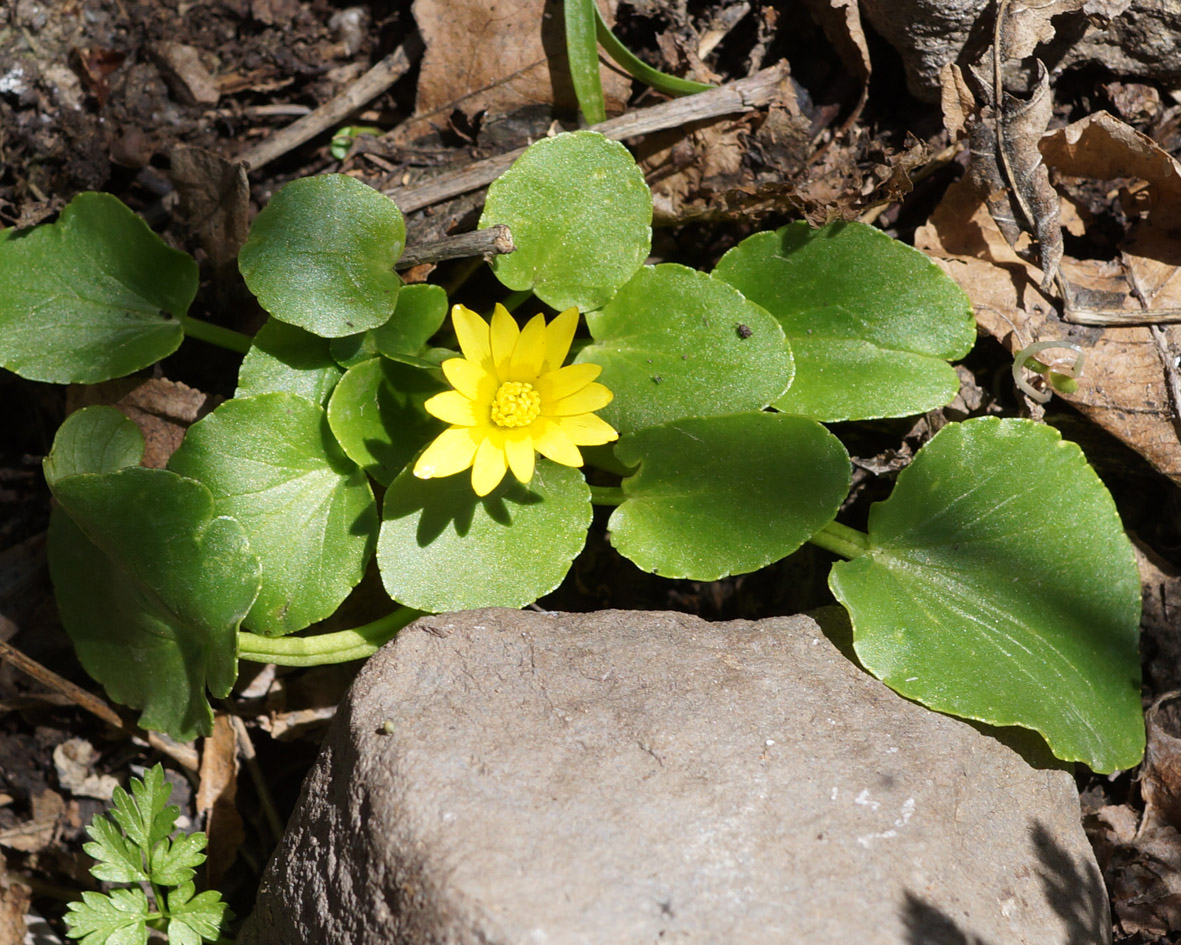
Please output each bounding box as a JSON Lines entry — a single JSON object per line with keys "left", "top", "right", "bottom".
{"left": 238, "top": 607, "right": 421, "bottom": 667}
{"left": 588, "top": 485, "right": 624, "bottom": 506}
{"left": 176, "top": 313, "right": 253, "bottom": 354}
{"left": 807, "top": 520, "right": 872, "bottom": 560}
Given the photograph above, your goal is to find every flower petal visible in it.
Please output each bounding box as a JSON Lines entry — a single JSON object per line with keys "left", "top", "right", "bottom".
{"left": 547, "top": 382, "right": 613, "bottom": 417}
{"left": 531, "top": 416, "right": 584, "bottom": 467}
{"left": 509, "top": 314, "right": 546, "bottom": 381}
{"left": 558, "top": 412, "right": 618, "bottom": 446}
{"left": 414, "top": 427, "right": 482, "bottom": 480}
{"left": 423, "top": 390, "right": 480, "bottom": 426}
{"left": 535, "top": 362, "right": 601, "bottom": 403}
{"left": 542, "top": 307, "right": 579, "bottom": 372}
{"left": 451, "top": 304, "right": 493, "bottom": 373}
{"left": 490, "top": 303, "right": 519, "bottom": 380}
{"left": 471, "top": 437, "right": 508, "bottom": 496}
{"left": 442, "top": 358, "right": 497, "bottom": 404}
{"left": 503, "top": 429, "right": 536, "bottom": 484}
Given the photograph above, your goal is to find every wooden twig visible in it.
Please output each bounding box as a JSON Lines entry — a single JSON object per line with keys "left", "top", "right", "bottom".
{"left": 384, "top": 61, "right": 793, "bottom": 213}
{"left": 0, "top": 638, "right": 123, "bottom": 729}
{"left": 396, "top": 224, "right": 515, "bottom": 269}
{"left": 236, "top": 31, "right": 424, "bottom": 173}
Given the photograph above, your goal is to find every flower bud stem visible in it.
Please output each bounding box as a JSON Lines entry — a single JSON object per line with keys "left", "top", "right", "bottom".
{"left": 808, "top": 520, "right": 871, "bottom": 559}
{"left": 237, "top": 607, "right": 421, "bottom": 667}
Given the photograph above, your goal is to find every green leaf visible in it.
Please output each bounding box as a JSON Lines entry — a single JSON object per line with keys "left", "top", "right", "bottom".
{"left": 828, "top": 417, "right": 1144, "bottom": 772}
{"left": 578, "top": 264, "right": 792, "bottom": 435}
{"left": 611, "top": 413, "right": 850, "bottom": 580}
{"left": 169, "top": 392, "right": 377, "bottom": 636}
{"left": 236, "top": 318, "right": 344, "bottom": 406}
{"left": 592, "top": 2, "right": 713, "bottom": 95}
{"left": 480, "top": 131, "right": 651, "bottom": 312}
{"left": 165, "top": 884, "right": 231, "bottom": 945}
{"left": 377, "top": 459, "right": 591, "bottom": 611}
{"left": 713, "top": 221, "right": 976, "bottom": 421}
{"left": 326, "top": 358, "right": 444, "bottom": 486}
{"left": 64, "top": 888, "right": 150, "bottom": 945}
{"left": 238, "top": 174, "right": 404, "bottom": 338}
{"left": 83, "top": 815, "right": 148, "bottom": 884}
{"left": 371, "top": 283, "right": 448, "bottom": 362}
{"left": 0, "top": 192, "right": 193, "bottom": 383}
{"left": 43, "top": 407, "right": 143, "bottom": 485}
{"left": 48, "top": 472, "right": 260, "bottom": 740}
{"left": 110, "top": 765, "right": 176, "bottom": 850}
{"left": 565, "top": 0, "right": 606, "bottom": 124}
{"left": 149, "top": 831, "right": 207, "bottom": 887}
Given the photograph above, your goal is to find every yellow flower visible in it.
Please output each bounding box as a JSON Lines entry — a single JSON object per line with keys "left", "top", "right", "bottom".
{"left": 414, "top": 303, "right": 618, "bottom": 496}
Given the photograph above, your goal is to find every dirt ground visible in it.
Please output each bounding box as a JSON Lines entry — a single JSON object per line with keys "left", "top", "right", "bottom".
{"left": 3, "top": 0, "right": 1181, "bottom": 941}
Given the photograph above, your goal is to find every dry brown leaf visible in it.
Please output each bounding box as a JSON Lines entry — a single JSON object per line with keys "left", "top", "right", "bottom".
{"left": 411, "top": 0, "right": 630, "bottom": 126}
{"left": 197, "top": 713, "right": 242, "bottom": 888}
{"left": 800, "top": 0, "right": 870, "bottom": 79}
{"left": 0, "top": 790, "right": 63, "bottom": 854}
{"left": 170, "top": 146, "right": 250, "bottom": 275}
{"left": 0, "top": 851, "right": 29, "bottom": 945}
{"left": 66, "top": 378, "right": 212, "bottom": 469}
{"left": 916, "top": 161, "right": 1181, "bottom": 483}
{"left": 52, "top": 738, "right": 118, "bottom": 802}
{"left": 1143, "top": 693, "right": 1181, "bottom": 832}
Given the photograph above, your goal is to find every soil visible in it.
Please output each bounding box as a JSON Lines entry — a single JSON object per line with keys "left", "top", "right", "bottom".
{"left": 2, "top": 0, "right": 1181, "bottom": 942}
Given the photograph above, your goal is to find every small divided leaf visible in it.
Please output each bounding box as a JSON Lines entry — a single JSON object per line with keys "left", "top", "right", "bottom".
{"left": 83, "top": 816, "right": 148, "bottom": 884}
{"left": 63, "top": 888, "right": 150, "bottom": 945}
{"left": 110, "top": 763, "right": 177, "bottom": 850}
{"left": 166, "top": 883, "right": 232, "bottom": 945}
{"left": 149, "top": 831, "right": 208, "bottom": 887}
{"left": 238, "top": 174, "right": 404, "bottom": 338}
{"left": 0, "top": 193, "right": 194, "bottom": 383}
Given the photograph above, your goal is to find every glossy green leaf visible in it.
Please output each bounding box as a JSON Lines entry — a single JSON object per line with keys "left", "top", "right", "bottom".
{"left": 479, "top": 131, "right": 651, "bottom": 312}
{"left": 713, "top": 221, "right": 975, "bottom": 421}
{"left": 372, "top": 283, "right": 448, "bottom": 361}
{"left": 238, "top": 174, "right": 404, "bottom": 338}
{"left": 377, "top": 459, "right": 591, "bottom": 611}
{"left": 828, "top": 417, "right": 1143, "bottom": 772}
{"left": 43, "top": 406, "right": 143, "bottom": 485}
{"left": 611, "top": 413, "right": 850, "bottom": 580}
{"left": 47, "top": 470, "right": 259, "bottom": 741}
{"left": 327, "top": 357, "right": 444, "bottom": 486}
{"left": 168, "top": 393, "right": 377, "bottom": 636}
{"left": 578, "top": 264, "right": 792, "bottom": 434}
{"left": 236, "top": 318, "right": 344, "bottom": 406}
{"left": 565, "top": 0, "right": 606, "bottom": 124}
{"left": 0, "top": 193, "right": 193, "bottom": 383}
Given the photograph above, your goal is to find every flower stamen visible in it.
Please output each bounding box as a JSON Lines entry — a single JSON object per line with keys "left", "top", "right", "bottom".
{"left": 490, "top": 381, "right": 542, "bottom": 428}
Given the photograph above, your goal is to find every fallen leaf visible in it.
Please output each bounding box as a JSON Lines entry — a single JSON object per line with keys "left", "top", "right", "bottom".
{"left": 800, "top": 0, "right": 871, "bottom": 80}
{"left": 411, "top": 0, "right": 630, "bottom": 127}
{"left": 0, "top": 790, "right": 63, "bottom": 854}
{"left": 197, "top": 713, "right": 242, "bottom": 887}
{"left": 52, "top": 738, "right": 118, "bottom": 802}
{"left": 1143, "top": 692, "right": 1181, "bottom": 832}
{"left": 66, "top": 377, "right": 213, "bottom": 469}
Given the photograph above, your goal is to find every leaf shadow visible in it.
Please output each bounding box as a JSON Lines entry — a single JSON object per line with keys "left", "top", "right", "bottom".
{"left": 384, "top": 471, "right": 543, "bottom": 548}
{"left": 900, "top": 818, "right": 1109, "bottom": 945}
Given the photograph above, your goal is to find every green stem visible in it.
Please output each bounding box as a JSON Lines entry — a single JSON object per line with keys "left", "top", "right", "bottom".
{"left": 177, "top": 313, "right": 253, "bottom": 354}
{"left": 499, "top": 289, "right": 534, "bottom": 313}
{"left": 238, "top": 607, "right": 421, "bottom": 667}
{"left": 593, "top": 4, "right": 714, "bottom": 96}
{"left": 807, "top": 520, "right": 871, "bottom": 560}
{"left": 588, "top": 484, "right": 624, "bottom": 505}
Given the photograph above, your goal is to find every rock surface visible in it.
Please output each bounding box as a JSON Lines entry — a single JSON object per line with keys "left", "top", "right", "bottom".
{"left": 242, "top": 609, "right": 1110, "bottom": 945}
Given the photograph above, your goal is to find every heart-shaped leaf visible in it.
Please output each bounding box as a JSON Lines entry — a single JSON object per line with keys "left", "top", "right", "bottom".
{"left": 480, "top": 131, "right": 651, "bottom": 311}
{"left": 238, "top": 174, "right": 404, "bottom": 338}
{"left": 371, "top": 283, "right": 448, "bottom": 361}
{"left": 377, "top": 458, "right": 591, "bottom": 612}
{"left": 611, "top": 413, "right": 850, "bottom": 580}
{"left": 47, "top": 468, "right": 260, "bottom": 741}
{"left": 236, "top": 318, "right": 344, "bottom": 406}
{"left": 0, "top": 193, "right": 193, "bottom": 382}
{"left": 43, "top": 406, "right": 144, "bottom": 484}
{"left": 327, "top": 357, "right": 444, "bottom": 486}
{"left": 713, "top": 221, "right": 975, "bottom": 421}
{"left": 828, "top": 417, "right": 1143, "bottom": 772}
{"left": 169, "top": 392, "right": 377, "bottom": 636}
{"left": 578, "top": 264, "right": 792, "bottom": 434}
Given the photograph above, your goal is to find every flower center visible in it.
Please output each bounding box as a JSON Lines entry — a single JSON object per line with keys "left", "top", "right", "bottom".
{"left": 490, "top": 381, "right": 542, "bottom": 428}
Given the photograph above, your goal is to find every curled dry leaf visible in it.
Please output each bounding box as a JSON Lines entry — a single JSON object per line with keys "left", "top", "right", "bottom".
{"left": 800, "top": 0, "right": 871, "bottom": 81}
{"left": 1143, "top": 693, "right": 1181, "bottom": 831}
{"left": 197, "top": 712, "right": 242, "bottom": 887}
{"left": 917, "top": 109, "right": 1181, "bottom": 483}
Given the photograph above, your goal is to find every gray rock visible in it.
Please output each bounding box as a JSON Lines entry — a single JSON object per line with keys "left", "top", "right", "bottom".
{"left": 242, "top": 609, "right": 1110, "bottom": 945}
